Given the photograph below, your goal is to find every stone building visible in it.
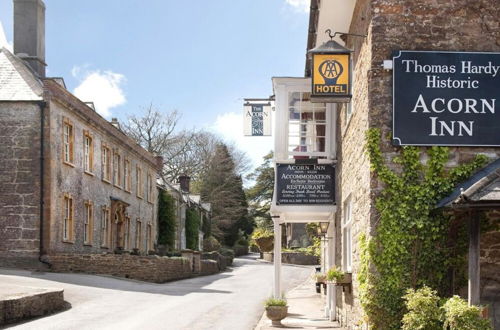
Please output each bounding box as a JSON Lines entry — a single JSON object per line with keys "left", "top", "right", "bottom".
{"left": 158, "top": 175, "right": 211, "bottom": 251}
{"left": 269, "top": 0, "right": 499, "bottom": 328}
{"left": 308, "top": 0, "right": 499, "bottom": 328}
{"left": 0, "top": 0, "right": 160, "bottom": 268}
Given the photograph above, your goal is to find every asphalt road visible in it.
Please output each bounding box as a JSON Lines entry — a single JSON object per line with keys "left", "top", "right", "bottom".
{"left": 1, "top": 254, "right": 314, "bottom": 330}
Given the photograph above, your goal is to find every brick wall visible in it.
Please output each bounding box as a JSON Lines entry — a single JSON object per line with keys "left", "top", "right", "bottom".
{"left": 47, "top": 254, "right": 192, "bottom": 283}
{"left": 0, "top": 102, "right": 42, "bottom": 267}
{"left": 200, "top": 260, "right": 219, "bottom": 276}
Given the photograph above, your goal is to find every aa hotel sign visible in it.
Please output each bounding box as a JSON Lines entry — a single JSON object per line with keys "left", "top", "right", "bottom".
{"left": 393, "top": 51, "right": 500, "bottom": 146}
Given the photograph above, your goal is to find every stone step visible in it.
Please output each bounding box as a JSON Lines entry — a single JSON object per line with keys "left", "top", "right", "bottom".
{"left": 0, "top": 284, "right": 65, "bottom": 325}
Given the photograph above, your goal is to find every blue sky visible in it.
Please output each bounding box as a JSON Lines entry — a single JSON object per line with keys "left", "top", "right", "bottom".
{"left": 0, "top": 0, "right": 310, "bottom": 170}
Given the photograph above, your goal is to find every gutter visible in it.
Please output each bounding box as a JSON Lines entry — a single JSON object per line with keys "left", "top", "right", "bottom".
{"left": 37, "top": 100, "right": 51, "bottom": 268}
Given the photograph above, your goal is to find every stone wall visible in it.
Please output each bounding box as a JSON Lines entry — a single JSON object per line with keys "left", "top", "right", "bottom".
{"left": 335, "top": 0, "right": 373, "bottom": 325}
{"left": 335, "top": 0, "right": 500, "bottom": 327}
{"left": 263, "top": 252, "right": 319, "bottom": 265}
{"left": 0, "top": 102, "right": 42, "bottom": 267}
{"left": 47, "top": 254, "right": 192, "bottom": 283}
{"left": 200, "top": 260, "right": 219, "bottom": 276}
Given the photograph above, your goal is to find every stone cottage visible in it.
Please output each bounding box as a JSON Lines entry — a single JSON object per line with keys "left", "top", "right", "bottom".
{"left": 0, "top": 0, "right": 160, "bottom": 269}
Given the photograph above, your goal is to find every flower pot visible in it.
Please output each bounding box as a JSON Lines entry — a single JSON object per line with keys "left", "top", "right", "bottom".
{"left": 265, "top": 306, "right": 288, "bottom": 326}
{"left": 327, "top": 272, "right": 352, "bottom": 285}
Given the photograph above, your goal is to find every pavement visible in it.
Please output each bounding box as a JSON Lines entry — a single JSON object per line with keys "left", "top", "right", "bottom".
{"left": 0, "top": 254, "right": 313, "bottom": 330}
{"left": 254, "top": 277, "right": 342, "bottom": 329}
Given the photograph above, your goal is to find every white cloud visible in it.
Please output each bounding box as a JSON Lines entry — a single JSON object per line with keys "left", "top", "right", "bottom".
{"left": 0, "top": 21, "right": 13, "bottom": 51}
{"left": 211, "top": 111, "right": 274, "bottom": 174}
{"left": 285, "top": 0, "right": 310, "bottom": 13}
{"left": 72, "top": 66, "right": 126, "bottom": 118}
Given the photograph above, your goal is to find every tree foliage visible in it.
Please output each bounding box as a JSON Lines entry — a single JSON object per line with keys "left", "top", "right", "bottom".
{"left": 360, "top": 128, "right": 488, "bottom": 329}
{"left": 185, "top": 208, "right": 201, "bottom": 250}
{"left": 246, "top": 151, "right": 274, "bottom": 230}
{"left": 200, "top": 143, "right": 251, "bottom": 246}
{"left": 157, "top": 190, "right": 176, "bottom": 250}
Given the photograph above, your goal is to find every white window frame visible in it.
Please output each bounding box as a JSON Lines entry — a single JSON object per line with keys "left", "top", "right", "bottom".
{"left": 272, "top": 77, "right": 336, "bottom": 162}
{"left": 342, "top": 195, "right": 353, "bottom": 272}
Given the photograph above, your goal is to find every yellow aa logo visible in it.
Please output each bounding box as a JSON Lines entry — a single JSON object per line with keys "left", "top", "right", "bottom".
{"left": 319, "top": 60, "right": 343, "bottom": 83}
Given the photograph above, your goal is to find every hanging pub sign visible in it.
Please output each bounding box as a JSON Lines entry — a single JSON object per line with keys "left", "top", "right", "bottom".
{"left": 308, "top": 39, "right": 353, "bottom": 103}
{"left": 276, "top": 163, "right": 335, "bottom": 205}
{"left": 243, "top": 100, "right": 272, "bottom": 136}
{"left": 393, "top": 50, "right": 500, "bottom": 146}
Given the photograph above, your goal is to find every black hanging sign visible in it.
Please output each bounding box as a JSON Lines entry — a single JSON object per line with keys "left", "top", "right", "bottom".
{"left": 276, "top": 163, "right": 335, "bottom": 205}
{"left": 393, "top": 51, "right": 500, "bottom": 146}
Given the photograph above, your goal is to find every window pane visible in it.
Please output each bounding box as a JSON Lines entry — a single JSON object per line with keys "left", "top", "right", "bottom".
{"left": 289, "top": 108, "right": 300, "bottom": 120}
{"left": 301, "top": 109, "right": 313, "bottom": 121}
{"left": 316, "top": 124, "right": 326, "bottom": 137}
{"left": 315, "top": 108, "right": 326, "bottom": 121}
{"left": 316, "top": 137, "right": 326, "bottom": 152}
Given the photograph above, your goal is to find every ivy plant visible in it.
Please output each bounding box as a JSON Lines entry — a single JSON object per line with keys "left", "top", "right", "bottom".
{"left": 359, "top": 128, "right": 488, "bottom": 329}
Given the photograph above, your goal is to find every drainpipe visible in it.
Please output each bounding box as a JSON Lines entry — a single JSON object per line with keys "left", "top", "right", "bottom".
{"left": 37, "top": 100, "right": 51, "bottom": 268}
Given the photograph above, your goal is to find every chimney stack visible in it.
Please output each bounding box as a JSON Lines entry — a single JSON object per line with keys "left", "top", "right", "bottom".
{"left": 179, "top": 175, "right": 191, "bottom": 194}
{"left": 13, "top": 0, "right": 46, "bottom": 77}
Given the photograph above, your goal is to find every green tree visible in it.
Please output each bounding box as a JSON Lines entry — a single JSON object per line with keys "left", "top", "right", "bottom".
{"left": 200, "top": 143, "right": 249, "bottom": 246}
{"left": 157, "top": 190, "right": 176, "bottom": 250}
{"left": 246, "top": 151, "right": 274, "bottom": 230}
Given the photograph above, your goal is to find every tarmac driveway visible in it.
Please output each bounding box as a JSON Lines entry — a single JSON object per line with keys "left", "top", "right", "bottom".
{"left": 0, "top": 254, "right": 314, "bottom": 330}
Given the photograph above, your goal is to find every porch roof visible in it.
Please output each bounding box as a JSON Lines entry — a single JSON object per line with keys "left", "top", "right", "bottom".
{"left": 436, "top": 158, "right": 500, "bottom": 208}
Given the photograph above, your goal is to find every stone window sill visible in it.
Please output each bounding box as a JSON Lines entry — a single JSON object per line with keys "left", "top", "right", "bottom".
{"left": 84, "top": 170, "right": 94, "bottom": 177}
{"left": 62, "top": 239, "right": 74, "bottom": 244}
{"left": 83, "top": 243, "right": 92, "bottom": 246}
{"left": 63, "top": 161, "right": 75, "bottom": 168}
{"left": 102, "top": 178, "right": 111, "bottom": 184}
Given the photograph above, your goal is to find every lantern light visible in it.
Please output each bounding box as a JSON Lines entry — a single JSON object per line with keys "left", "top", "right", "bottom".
{"left": 308, "top": 30, "right": 365, "bottom": 103}
{"left": 319, "top": 222, "right": 330, "bottom": 235}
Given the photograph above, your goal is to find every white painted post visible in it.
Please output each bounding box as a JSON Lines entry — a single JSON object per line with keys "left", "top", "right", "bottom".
{"left": 273, "top": 218, "right": 282, "bottom": 298}
{"left": 326, "top": 222, "right": 336, "bottom": 320}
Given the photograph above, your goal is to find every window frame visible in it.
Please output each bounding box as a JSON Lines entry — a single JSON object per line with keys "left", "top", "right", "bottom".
{"left": 124, "top": 159, "right": 132, "bottom": 192}
{"left": 124, "top": 216, "right": 131, "bottom": 250}
{"left": 63, "top": 193, "right": 74, "bottom": 243}
{"left": 146, "top": 172, "right": 154, "bottom": 203}
{"left": 135, "top": 219, "right": 142, "bottom": 250}
{"left": 342, "top": 195, "right": 353, "bottom": 272}
{"left": 83, "top": 130, "right": 94, "bottom": 175}
{"left": 101, "top": 144, "right": 112, "bottom": 183}
{"left": 62, "top": 118, "right": 74, "bottom": 166}
{"left": 113, "top": 150, "right": 122, "bottom": 188}
{"left": 286, "top": 92, "right": 330, "bottom": 158}
{"left": 83, "top": 200, "right": 93, "bottom": 245}
{"left": 101, "top": 206, "right": 111, "bottom": 248}
{"left": 136, "top": 166, "right": 144, "bottom": 199}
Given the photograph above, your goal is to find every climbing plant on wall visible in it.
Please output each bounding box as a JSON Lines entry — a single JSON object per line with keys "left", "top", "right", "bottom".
{"left": 359, "top": 128, "right": 488, "bottom": 329}
{"left": 157, "top": 190, "right": 176, "bottom": 250}
{"left": 186, "top": 207, "right": 201, "bottom": 250}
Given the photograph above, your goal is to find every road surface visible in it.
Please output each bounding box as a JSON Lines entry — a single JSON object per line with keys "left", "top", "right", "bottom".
{"left": 1, "top": 254, "right": 314, "bottom": 330}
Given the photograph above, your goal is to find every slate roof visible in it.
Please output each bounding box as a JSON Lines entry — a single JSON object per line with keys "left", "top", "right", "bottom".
{"left": 0, "top": 47, "right": 43, "bottom": 101}
{"left": 436, "top": 158, "right": 500, "bottom": 208}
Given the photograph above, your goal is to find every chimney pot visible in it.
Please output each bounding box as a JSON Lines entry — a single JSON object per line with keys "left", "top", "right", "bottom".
{"left": 179, "top": 175, "right": 191, "bottom": 194}
{"left": 13, "top": 0, "right": 46, "bottom": 77}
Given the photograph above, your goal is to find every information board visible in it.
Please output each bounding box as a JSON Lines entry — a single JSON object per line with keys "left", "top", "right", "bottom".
{"left": 276, "top": 163, "right": 335, "bottom": 205}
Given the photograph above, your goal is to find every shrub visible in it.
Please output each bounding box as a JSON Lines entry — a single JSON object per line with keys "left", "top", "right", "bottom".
{"left": 203, "top": 236, "right": 221, "bottom": 252}
{"left": 251, "top": 227, "right": 274, "bottom": 240}
{"left": 157, "top": 191, "right": 176, "bottom": 250}
{"left": 326, "top": 267, "right": 345, "bottom": 282}
{"left": 443, "top": 296, "right": 491, "bottom": 330}
{"left": 219, "top": 247, "right": 235, "bottom": 259}
{"left": 402, "top": 286, "right": 442, "bottom": 330}
{"left": 264, "top": 297, "right": 287, "bottom": 307}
